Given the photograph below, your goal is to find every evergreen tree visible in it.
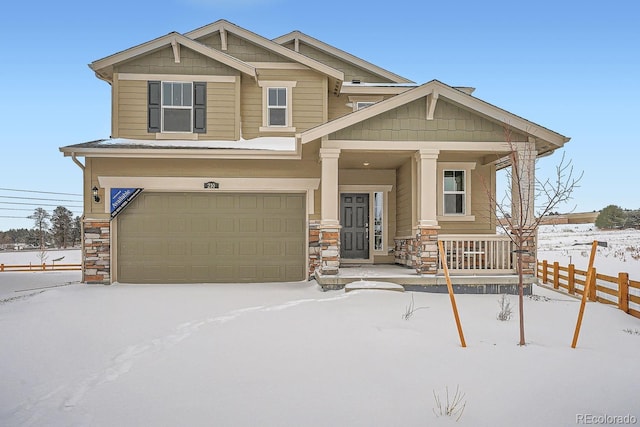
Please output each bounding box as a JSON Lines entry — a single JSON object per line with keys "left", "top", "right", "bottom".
{"left": 50, "top": 206, "right": 74, "bottom": 248}
{"left": 595, "top": 205, "right": 627, "bottom": 229}
{"left": 29, "top": 208, "right": 50, "bottom": 250}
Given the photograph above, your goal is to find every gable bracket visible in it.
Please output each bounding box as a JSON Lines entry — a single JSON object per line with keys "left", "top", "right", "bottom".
{"left": 426, "top": 89, "right": 439, "bottom": 120}
{"left": 220, "top": 27, "right": 228, "bottom": 51}
{"left": 171, "top": 38, "right": 180, "bottom": 63}
{"left": 294, "top": 37, "right": 299, "bottom": 52}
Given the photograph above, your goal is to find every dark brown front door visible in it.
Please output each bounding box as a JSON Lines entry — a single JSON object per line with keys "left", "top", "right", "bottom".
{"left": 340, "top": 193, "right": 369, "bottom": 259}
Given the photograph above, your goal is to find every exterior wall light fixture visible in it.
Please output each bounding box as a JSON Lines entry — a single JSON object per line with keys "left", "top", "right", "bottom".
{"left": 92, "top": 186, "right": 101, "bottom": 203}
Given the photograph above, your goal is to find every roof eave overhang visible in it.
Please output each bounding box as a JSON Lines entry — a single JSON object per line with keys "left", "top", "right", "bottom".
{"left": 301, "top": 80, "right": 570, "bottom": 148}
{"left": 184, "top": 21, "right": 344, "bottom": 82}
{"left": 89, "top": 32, "right": 257, "bottom": 80}
{"left": 59, "top": 146, "right": 301, "bottom": 160}
{"left": 273, "top": 31, "right": 415, "bottom": 84}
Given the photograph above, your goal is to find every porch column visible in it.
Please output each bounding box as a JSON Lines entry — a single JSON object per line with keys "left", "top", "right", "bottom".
{"left": 319, "top": 148, "right": 341, "bottom": 275}
{"left": 511, "top": 139, "right": 538, "bottom": 275}
{"left": 414, "top": 149, "right": 440, "bottom": 274}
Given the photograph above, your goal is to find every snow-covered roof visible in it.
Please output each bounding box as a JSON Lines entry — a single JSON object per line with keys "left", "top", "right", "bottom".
{"left": 91, "top": 137, "right": 296, "bottom": 151}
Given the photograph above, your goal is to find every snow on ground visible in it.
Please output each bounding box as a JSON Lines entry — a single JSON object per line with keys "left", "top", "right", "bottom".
{"left": 538, "top": 223, "right": 640, "bottom": 279}
{"left": 0, "top": 249, "right": 81, "bottom": 267}
{"left": 0, "top": 230, "right": 639, "bottom": 426}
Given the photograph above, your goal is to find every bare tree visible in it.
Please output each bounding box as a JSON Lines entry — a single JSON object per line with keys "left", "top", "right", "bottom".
{"left": 485, "top": 127, "right": 582, "bottom": 346}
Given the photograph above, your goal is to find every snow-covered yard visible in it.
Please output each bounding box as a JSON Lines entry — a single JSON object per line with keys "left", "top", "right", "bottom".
{"left": 1, "top": 227, "right": 639, "bottom": 426}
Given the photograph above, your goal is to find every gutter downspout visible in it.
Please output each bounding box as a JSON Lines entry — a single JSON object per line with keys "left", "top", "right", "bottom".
{"left": 71, "top": 152, "right": 85, "bottom": 171}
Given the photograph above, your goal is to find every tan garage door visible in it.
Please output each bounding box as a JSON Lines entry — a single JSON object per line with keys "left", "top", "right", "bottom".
{"left": 117, "top": 192, "right": 306, "bottom": 283}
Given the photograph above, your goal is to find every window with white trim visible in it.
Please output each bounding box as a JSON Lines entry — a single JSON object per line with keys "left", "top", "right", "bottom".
{"left": 356, "top": 101, "right": 376, "bottom": 110}
{"left": 443, "top": 170, "right": 465, "bottom": 215}
{"left": 436, "top": 162, "right": 476, "bottom": 221}
{"left": 258, "top": 81, "right": 297, "bottom": 132}
{"left": 162, "top": 82, "right": 192, "bottom": 132}
{"left": 267, "top": 87, "right": 287, "bottom": 126}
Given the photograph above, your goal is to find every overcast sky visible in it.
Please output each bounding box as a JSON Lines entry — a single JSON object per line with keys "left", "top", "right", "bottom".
{"left": 1, "top": 0, "right": 638, "bottom": 230}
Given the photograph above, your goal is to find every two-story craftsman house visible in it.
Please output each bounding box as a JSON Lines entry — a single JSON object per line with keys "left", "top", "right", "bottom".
{"left": 60, "top": 20, "right": 570, "bottom": 289}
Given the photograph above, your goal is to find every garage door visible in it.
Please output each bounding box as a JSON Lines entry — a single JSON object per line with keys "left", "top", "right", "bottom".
{"left": 117, "top": 192, "right": 306, "bottom": 283}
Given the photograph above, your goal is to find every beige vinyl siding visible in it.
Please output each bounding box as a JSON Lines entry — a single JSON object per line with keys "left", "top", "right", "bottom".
{"left": 116, "top": 79, "right": 149, "bottom": 139}
{"left": 331, "top": 98, "right": 529, "bottom": 142}
{"left": 114, "top": 78, "right": 238, "bottom": 140}
{"left": 242, "top": 69, "right": 325, "bottom": 138}
{"left": 438, "top": 162, "right": 496, "bottom": 234}
{"left": 297, "top": 43, "right": 394, "bottom": 83}
{"left": 395, "top": 159, "right": 414, "bottom": 236}
{"left": 116, "top": 46, "right": 239, "bottom": 76}
{"left": 207, "top": 81, "right": 237, "bottom": 140}
{"left": 328, "top": 94, "right": 394, "bottom": 121}
{"left": 198, "top": 33, "right": 289, "bottom": 63}
{"left": 86, "top": 156, "right": 321, "bottom": 217}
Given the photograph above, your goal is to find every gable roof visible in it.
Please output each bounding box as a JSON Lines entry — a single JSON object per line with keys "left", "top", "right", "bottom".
{"left": 299, "top": 80, "right": 570, "bottom": 150}
{"left": 184, "top": 20, "right": 344, "bottom": 84}
{"left": 89, "top": 32, "right": 257, "bottom": 82}
{"left": 273, "top": 30, "right": 414, "bottom": 84}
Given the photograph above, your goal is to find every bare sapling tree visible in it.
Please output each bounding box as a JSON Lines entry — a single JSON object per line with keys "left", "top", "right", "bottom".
{"left": 485, "top": 126, "right": 582, "bottom": 346}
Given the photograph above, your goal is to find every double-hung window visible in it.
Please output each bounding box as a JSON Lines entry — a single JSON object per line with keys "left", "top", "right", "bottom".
{"left": 443, "top": 170, "right": 466, "bottom": 215}
{"left": 148, "top": 80, "right": 206, "bottom": 135}
{"left": 267, "top": 87, "right": 287, "bottom": 126}
{"left": 258, "top": 81, "right": 296, "bottom": 132}
{"left": 162, "top": 82, "right": 192, "bottom": 132}
{"left": 437, "top": 162, "right": 476, "bottom": 221}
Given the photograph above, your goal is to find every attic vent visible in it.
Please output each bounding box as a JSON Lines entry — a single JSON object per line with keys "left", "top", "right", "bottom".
{"left": 351, "top": 79, "right": 361, "bottom": 84}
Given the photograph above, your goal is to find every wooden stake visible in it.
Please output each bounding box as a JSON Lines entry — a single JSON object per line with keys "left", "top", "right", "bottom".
{"left": 571, "top": 241, "right": 598, "bottom": 348}
{"left": 438, "top": 240, "right": 467, "bottom": 348}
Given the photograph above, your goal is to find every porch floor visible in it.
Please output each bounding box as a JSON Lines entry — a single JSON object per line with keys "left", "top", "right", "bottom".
{"left": 314, "top": 264, "right": 535, "bottom": 295}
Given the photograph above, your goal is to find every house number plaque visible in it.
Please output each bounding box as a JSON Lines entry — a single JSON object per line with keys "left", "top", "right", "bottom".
{"left": 204, "top": 181, "right": 220, "bottom": 189}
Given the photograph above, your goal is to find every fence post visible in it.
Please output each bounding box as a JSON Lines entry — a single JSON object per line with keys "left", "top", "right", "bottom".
{"left": 568, "top": 264, "right": 575, "bottom": 294}
{"left": 542, "top": 260, "right": 548, "bottom": 284}
{"left": 618, "top": 272, "right": 629, "bottom": 313}
{"left": 553, "top": 261, "right": 560, "bottom": 289}
{"left": 0, "top": 263, "right": 3, "bottom": 272}
{"left": 42, "top": 263, "right": 46, "bottom": 271}
{"left": 588, "top": 267, "right": 597, "bottom": 301}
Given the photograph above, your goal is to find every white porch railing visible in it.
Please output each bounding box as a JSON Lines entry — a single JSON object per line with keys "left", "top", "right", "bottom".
{"left": 439, "top": 234, "right": 516, "bottom": 274}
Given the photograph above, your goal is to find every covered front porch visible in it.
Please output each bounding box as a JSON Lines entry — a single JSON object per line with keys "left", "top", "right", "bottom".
{"left": 315, "top": 235, "right": 534, "bottom": 294}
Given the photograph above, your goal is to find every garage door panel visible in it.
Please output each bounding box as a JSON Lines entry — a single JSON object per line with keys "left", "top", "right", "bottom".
{"left": 117, "top": 192, "right": 305, "bottom": 283}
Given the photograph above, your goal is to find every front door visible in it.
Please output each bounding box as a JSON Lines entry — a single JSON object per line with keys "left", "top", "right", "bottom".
{"left": 340, "top": 193, "right": 369, "bottom": 259}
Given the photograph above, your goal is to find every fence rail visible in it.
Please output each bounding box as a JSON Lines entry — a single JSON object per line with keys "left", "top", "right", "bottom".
{"left": 0, "top": 263, "right": 81, "bottom": 272}
{"left": 537, "top": 259, "right": 640, "bottom": 319}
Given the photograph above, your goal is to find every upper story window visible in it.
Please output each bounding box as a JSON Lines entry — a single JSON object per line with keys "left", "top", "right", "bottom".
{"left": 162, "top": 82, "right": 192, "bottom": 132}
{"left": 443, "top": 170, "right": 466, "bottom": 215}
{"left": 258, "top": 81, "right": 297, "bottom": 133}
{"left": 267, "top": 88, "right": 287, "bottom": 126}
{"left": 148, "top": 81, "right": 206, "bottom": 135}
{"left": 356, "top": 101, "right": 376, "bottom": 110}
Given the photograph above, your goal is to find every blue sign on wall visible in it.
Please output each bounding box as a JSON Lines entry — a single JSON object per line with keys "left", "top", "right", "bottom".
{"left": 110, "top": 188, "right": 143, "bottom": 219}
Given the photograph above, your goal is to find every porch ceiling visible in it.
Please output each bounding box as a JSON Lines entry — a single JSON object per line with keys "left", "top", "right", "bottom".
{"left": 338, "top": 150, "right": 414, "bottom": 169}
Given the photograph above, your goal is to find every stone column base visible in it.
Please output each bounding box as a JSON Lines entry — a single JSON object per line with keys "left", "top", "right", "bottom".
{"left": 319, "top": 225, "right": 341, "bottom": 275}
{"left": 414, "top": 226, "right": 440, "bottom": 275}
{"left": 83, "top": 219, "right": 111, "bottom": 284}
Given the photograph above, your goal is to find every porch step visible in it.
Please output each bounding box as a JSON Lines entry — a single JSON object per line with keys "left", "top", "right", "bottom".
{"left": 344, "top": 280, "right": 405, "bottom": 293}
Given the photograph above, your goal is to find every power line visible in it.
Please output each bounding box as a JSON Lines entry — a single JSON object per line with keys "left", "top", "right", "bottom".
{"left": 0, "top": 187, "right": 82, "bottom": 197}
{"left": 0, "top": 201, "right": 83, "bottom": 208}
{"left": 0, "top": 195, "right": 81, "bottom": 203}
{"left": 0, "top": 215, "right": 29, "bottom": 219}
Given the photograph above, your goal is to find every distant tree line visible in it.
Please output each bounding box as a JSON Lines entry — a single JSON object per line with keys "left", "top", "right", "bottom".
{"left": 595, "top": 205, "right": 640, "bottom": 229}
{"left": 0, "top": 207, "right": 81, "bottom": 249}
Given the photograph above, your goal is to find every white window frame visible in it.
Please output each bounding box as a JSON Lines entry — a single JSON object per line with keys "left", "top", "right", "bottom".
{"left": 348, "top": 95, "right": 384, "bottom": 112}
{"left": 259, "top": 81, "right": 297, "bottom": 132}
{"left": 437, "top": 162, "right": 476, "bottom": 221}
{"left": 161, "top": 81, "right": 193, "bottom": 133}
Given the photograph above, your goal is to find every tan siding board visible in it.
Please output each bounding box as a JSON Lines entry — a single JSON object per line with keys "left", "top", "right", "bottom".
{"left": 115, "top": 46, "right": 240, "bottom": 76}
{"left": 331, "top": 98, "right": 528, "bottom": 142}
{"left": 298, "top": 43, "right": 394, "bottom": 83}
{"left": 395, "top": 159, "right": 413, "bottom": 236}
{"left": 199, "top": 33, "right": 289, "bottom": 63}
